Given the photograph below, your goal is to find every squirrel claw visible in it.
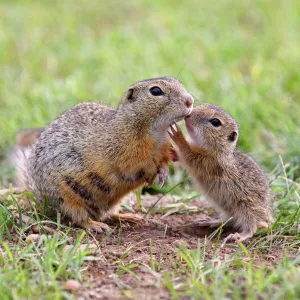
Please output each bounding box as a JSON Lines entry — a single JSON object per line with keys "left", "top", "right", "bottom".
{"left": 87, "top": 220, "right": 112, "bottom": 233}
{"left": 158, "top": 166, "right": 169, "bottom": 188}
{"left": 222, "top": 232, "right": 252, "bottom": 246}
{"left": 173, "top": 122, "right": 180, "bottom": 130}
{"left": 112, "top": 213, "right": 144, "bottom": 226}
{"left": 167, "top": 130, "right": 173, "bottom": 139}
{"left": 168, "top": 123, "right": 184, "bottom": 145}
{"left": 170, "top": 124, "right": 177, "bottom": 134}
{"left": 159, "top": 180, "right": 165, "bottom": 189}
{"left": 222, "top": 232, "right": 241, "bottom": 246}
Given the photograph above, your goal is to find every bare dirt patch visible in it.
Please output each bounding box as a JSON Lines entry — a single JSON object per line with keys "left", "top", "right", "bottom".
{"left": 71, "top": 194, "right": 295, "bottom": 299}
{"left": 2, "top": 193, "right": 297, "bottom": 299}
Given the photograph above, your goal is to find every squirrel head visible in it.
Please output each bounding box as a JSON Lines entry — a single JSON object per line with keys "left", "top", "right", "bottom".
{"left": 119, "top": 77, "right": 194, "bottom": 132}
{"left": 185, "top": 104, "right": 238, "bottom": 154}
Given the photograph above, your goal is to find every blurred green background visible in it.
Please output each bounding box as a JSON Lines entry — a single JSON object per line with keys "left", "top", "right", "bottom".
{"left": 1, "top": 0, "right": 300, "bottom": 186}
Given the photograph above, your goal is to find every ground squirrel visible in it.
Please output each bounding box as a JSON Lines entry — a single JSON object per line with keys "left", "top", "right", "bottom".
{"left": 12, "top": 77, "right": 194, "bottom": 232}
{"left": 169, "top": 104, "right": 273, "bottom": 242}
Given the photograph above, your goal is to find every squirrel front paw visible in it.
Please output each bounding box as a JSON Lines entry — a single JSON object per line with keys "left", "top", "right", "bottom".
{"left": 170, "top": 145, "right": 179, "bottom": 162}
{"left": 158, "top": 166, "right": 169, "bottom": 187}
{"left": 168, "top": 123, "right": 186, "bottom": 147}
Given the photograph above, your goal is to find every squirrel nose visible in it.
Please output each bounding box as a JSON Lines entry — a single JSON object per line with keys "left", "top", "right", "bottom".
{"left": 185, "top": 96, "right": 194, "bottom": 108}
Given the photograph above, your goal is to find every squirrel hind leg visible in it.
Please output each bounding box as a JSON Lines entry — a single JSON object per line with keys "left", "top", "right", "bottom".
{"left": 87, "top": 220, "right": 112, "bottom": 233}
{"left": 59, "top": 180, "right": 113, "bottom": 232}
{"left": 60, "top": 200, "right": 112, "bottom": 232}
{"left": 222, "top": 216, "right": 258, "bottom": 244}
{"left": 193, "top": 216, "right": 222, "bottom": 228}
{"left": 59, "top": 182, "right": 101, "bottom": 227}
{"left": 223, "top": 230, "right": 254, "bottom": 244}
{"left": 258, "top": 212, "right": 274, "bottom": 228}
{"left": 110, "top": 213, "right": 145, "bottom": 225}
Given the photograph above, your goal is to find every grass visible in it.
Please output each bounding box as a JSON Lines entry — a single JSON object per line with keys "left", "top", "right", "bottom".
{"left": 0, "top": 0, "right": 300, "bottom": 299}
{"left": 162, "top": 166, "right": 300, "bottom": 299}
{"left": 0, "top": 224, "right": 98, "bottom": 299}
{"left": 164, "top": 242, "right": 300, "bottom": 299}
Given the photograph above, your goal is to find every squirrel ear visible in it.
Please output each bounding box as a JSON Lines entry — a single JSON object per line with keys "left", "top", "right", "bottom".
{"left": 125, "top": 88, "right": 135, "bottom": 103}
{"left": 228, "top": 131, "right": 237, "bottom": 142}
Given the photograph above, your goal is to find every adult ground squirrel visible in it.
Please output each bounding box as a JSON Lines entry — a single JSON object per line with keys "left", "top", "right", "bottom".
{"left": 12, "top": 77, "right": 194, "bottom": 231}
{"left": 169, "top": 104, "right": 273, "bottom": 242}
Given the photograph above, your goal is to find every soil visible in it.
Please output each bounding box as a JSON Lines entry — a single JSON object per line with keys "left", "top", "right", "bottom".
{"left": 5, "top": 193, "right": 297, "bottom": 299}
{"left": 73, "top": 194, "right": 293, "bottom": 300}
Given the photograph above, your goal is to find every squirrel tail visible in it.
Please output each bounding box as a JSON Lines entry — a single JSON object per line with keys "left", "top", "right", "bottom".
{"left": 11, "top": 146, "right": 36, "bottom": 191}
{"left": 10, "top": 128, "right": 43, "bottom": 191}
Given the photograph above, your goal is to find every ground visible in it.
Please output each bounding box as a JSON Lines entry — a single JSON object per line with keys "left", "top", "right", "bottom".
{"left": 1, "top": 188, "right": 300, "bottom": 299}
{"left": 1, "top": 0, "right": 300, "bottom": 299}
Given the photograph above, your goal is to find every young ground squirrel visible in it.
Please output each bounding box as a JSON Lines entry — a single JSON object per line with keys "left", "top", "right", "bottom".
{"left": 13, "top": 77, "right": 194, "bottom": 232}
{"left": 169, "top": 104, "right": 273, "bottom": 242}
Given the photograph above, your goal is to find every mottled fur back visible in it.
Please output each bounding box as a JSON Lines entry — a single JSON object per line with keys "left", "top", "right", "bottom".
{"left": 10, "top": 77, "right": 194, "bottom": 228}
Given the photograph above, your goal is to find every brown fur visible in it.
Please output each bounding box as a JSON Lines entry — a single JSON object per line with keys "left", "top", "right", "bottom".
{"left": 13, "top": 77, "right": 194, "bottom": 229}
{"left": 169, "top": 104, "right": 273, "bottom": 242}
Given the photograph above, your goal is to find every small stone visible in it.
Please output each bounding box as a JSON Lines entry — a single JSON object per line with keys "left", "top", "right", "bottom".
{"left": 267, "top": 255, "right": 276, "bottom": 261}
{"left": 64, "top": 279, "right": 81, "bottom": 291}
{"left": 32, "top": 224, "right": 56, "bottom": 234}
{"left": 64, "top": 243, "right": 98, "bottom": 254}
{"left": 110, "top": 251, "right": 122, "bottom": 258}
{"left": 97, "top": 271, "right": 105, "bottom": 279}
{"left": 172, "top": 239, "right": 187, "bottom": 248}
{"left": 25, "top": 234, "right": 41, "bottom": 243}
{"left": 31, "top": 225, "right": 39, "bottom": 233}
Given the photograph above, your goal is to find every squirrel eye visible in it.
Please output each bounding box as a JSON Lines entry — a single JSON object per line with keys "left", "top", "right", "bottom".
{"left": 209, "top": 118, "right": 222, "bottom": 127}
{"left": 150, "top": 86, "right": 164, "bottom": 96}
